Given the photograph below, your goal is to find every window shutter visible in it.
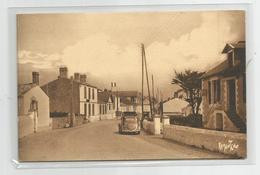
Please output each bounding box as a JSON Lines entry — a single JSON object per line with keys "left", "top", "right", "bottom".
{"left": 208, "top": 81, "right": 211, "bottom": 104}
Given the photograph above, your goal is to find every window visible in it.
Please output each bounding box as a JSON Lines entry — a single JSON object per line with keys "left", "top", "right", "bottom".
{"left": 84, "top": 87, "right": 87, "bottom": 98}
{"left": 88, "top": 88, "right": 91, "bottom": 99}
{"left": 213, "top": 80, "right": 221, "bottom": 103}
{"left": 208, "top": 81, "right": 211, "bottom": 104}
{"left": 131, "top": 97, "right": 135, "bottom": 103}
{"left": 216, "top": 80, "right": 221, "bottom": 102}
{"left": 88, "top": 103, "right": 91, "bottom": 116}
{"left": 92, "top": 89, "right": 95, "bottom": 100}
{"left": 84, "top": 103, "right": 87, "bottom": 115}
{"left": 92, "top": 104, "right": 95, "bottom": 115}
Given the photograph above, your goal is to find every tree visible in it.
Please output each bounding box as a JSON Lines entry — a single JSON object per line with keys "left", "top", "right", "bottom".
{"left": 172, "top": 70, "right": 205, "bottom": 115}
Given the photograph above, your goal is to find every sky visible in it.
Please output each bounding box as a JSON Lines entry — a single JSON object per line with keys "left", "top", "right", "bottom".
{"left": 17, "top": 10, "right": 245, "bottom": 99}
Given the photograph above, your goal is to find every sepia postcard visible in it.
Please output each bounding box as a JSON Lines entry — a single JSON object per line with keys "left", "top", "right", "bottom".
{"left": 17, "top": 10, "right": 246, "bottom": 162}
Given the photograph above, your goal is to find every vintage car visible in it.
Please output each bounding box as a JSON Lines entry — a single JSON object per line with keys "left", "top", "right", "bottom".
{"left": 118, "top": 111, "right": 141, "bottom": 134}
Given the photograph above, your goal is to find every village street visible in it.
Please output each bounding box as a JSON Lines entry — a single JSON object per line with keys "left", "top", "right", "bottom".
{"left": 19, "top": 119, "right": 232, "bottom": 161}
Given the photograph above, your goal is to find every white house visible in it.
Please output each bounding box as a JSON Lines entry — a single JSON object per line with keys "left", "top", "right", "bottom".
{"left": 77, "top": 73, "right": 99, "bottom": 122}
{"left": 18, "top": 72, "right": 51, "bottom": 138}
{"left": 98, "top": 90, "right": 115, "bottom": 120}
{"left": 115, "top": 91, "right": 141, "bottom": 112}
{"left": 136, "top": 96, "right": 152, "bottom": 114}
{"left": 162, "top": 98, "right": 190, "bottom": 116}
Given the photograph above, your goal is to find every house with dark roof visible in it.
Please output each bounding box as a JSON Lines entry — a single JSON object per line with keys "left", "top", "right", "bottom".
{"left": 114, "top": 91, "right": 141, "bottom": 112}
{"left": 18, "top": 72, "right": 51, "bottom": 138}
{"left": 136, "top": 96, "right": 159, "bottom": 115}
{"left": 41, "top": 67, "right": 99, "bottom": 127}
{"left": 162, "top": 98, "right": 190, "bottom": 116}
{"left": 98, "top": 90, "right": 115, "bottom": 120}
{"left": 201, "top": 41, "right": 246, "bottom": 132}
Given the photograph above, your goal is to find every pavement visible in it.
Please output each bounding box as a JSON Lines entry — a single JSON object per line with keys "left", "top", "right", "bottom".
{"left": 19, "top": 119, "right": 233, "bottom": 161}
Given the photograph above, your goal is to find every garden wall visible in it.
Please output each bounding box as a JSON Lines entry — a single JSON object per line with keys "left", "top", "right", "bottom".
{"left": 163, "top": 124, "right": 246, "bottom": 158}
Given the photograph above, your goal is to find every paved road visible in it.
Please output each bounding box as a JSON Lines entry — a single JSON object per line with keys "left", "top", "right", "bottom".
{"left": 19, "top": 120, "right": 232, "bottom": 161}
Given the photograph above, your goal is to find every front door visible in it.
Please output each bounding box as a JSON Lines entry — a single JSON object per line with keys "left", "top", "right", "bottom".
{"left": 31, "top": 100, "right": 38, "bottom": 133}
{"left": 216, "top": 113, "right": 223, "bottom": 131}
{"left": 228, "top": 79, "right": 236, "bottom": 113}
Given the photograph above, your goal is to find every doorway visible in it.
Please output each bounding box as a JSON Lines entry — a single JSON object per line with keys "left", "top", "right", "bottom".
{"left": 216, "top": 113, "right": 223, "bottom": 131}
{"left": 30, "top": 99, "right": 38, "bottom": 133}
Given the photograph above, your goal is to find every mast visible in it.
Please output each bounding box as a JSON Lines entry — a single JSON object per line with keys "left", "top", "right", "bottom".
{"left": 142, "top": 44, "right": 153, "bottom": 119}
{"left": 70, "top": 77, "right": 75, "bottom": 127}
{"left": 152, "top": 74, "right": 155, "bottom": 114}
{"left": 141, "top": 44, "right": 144, "bottom": 121}
{"left": 157, "top": 87, "right": 159, "bottom": 103}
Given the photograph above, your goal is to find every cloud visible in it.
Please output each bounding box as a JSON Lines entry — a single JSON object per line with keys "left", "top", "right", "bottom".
{"left": 18, "top": 11, "right": 245, "bottom": 98}
{"left": 17, "top": 12, "right": 203, "bottom": 54}
{"left": 18, "top": 50, "right": 62, "bottom": 69}
{"left": 146, "top": 11, "right": 245, "bottom": 74}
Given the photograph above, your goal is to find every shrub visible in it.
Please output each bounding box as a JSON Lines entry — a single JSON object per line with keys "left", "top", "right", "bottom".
{"left": 170, "top": 114, "right": 202, "bottom": 128}
{"left": 50, "top": 112, "right": 68, "bottom": 118}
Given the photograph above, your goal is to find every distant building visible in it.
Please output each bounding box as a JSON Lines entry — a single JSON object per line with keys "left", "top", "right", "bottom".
{"left": 136, "top": 96, "right": 157, "bottom": 115}
{"left": 98, "top": 90, "right": 115, "bottom": 120}
{"left": 18, "top": 72, "right": 51, "bottom": 138}
{"left": 162, "top": 98, "right": 190, "bottom": 117}
{"left": 173, "top": 89, "right": 187, "bottom": 99}
{"left": 41, "top": 67, "right": 99, "bottom": 128}
{"left": 201, "top": 41, "right": 246, "bottom": 132}
{"left": 142, "top": 96, "right": 152, "bottom": 113}
{"left": 115, "top": 91, "right": 141, "bottom": 112}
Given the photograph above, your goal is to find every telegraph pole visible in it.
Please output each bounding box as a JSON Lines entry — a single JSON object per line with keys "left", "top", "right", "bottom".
{"left": 70, "top": 77, "right": 75, "bottom": 127}
{"left": 152, "top": 74, "right": 155, "bottom": 114}
{"left": 141, "top": 44, "right": 144, "bottom": 124}
{"left": 142, "top": 44, "right": 153, "bottom": 119}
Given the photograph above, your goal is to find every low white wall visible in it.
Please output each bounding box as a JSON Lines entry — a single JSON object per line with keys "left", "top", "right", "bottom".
{"left": 19, "top": 114, "right": 34, "bottom": 138}
{"left": 88, "top": 115, "right": 101, "bottom": 122}
{"left": 100, "top": 113, "right": 115, "bottom": 120}
{"left": 163, "top": 125, "right": 246, "bottom": 158}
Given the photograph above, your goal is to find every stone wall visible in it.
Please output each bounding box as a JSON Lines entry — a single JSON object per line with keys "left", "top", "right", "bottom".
{"left": 163, "top": 124, "right": 246, "bottom": 158}
{"left": 201, "top": 78, "right": 226, "bottom": 128}
{"left": 52, "top": 115, "right": 87, "bottom": 129}
{"left": 201, "top": 76, "right": 246, "bottom": 132}
{"left": 52, "top": 116, "right": 71, "bottom": 129}
{"left": 41, "top": 78, "right": 80, "bottom": 114}
{"left": 236, "top": 76, "right": 246, "bottom": 122}
{"left": 74, "top": 115, "right": 87, "bottom": 126}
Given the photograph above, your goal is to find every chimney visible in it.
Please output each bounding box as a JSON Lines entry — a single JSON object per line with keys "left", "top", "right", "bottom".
{"left": 74, "top": 73, "right": 80, "bottom": 82}
{"left": 32, "top": 72, "right": 39, "bottom": 85}
{"left": 59, "top": 66, "right": 68, "bottom": 79}
{"left": 80, "top": 74, "right": 87, "bottom": 83}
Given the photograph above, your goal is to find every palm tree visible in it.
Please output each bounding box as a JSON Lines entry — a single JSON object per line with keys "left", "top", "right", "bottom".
{"left": 172, "top": 70, "right": 205, "bottom": 115}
